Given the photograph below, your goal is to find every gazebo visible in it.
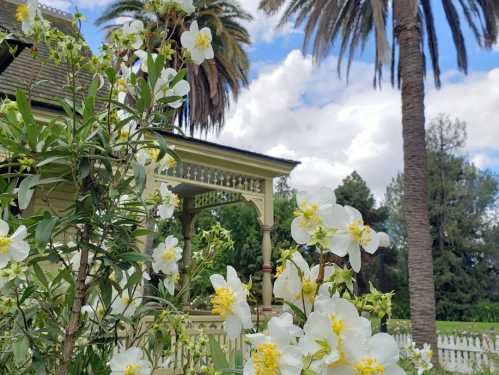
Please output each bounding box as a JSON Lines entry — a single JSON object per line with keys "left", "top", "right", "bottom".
{"left": 0, "top": 0, "right": 300, "bottom": 312}
{"left": 144, "top": 132, "right": 298, "bottom": 311}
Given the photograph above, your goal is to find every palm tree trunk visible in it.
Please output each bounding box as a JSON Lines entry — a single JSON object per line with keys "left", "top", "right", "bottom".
{"left": 395, "top": 2, "right": 439, "bottom": 364}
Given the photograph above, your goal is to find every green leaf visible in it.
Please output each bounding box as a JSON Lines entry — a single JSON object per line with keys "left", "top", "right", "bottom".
{"left": 35, "top": 215, "right": 57, "bottom": 245}
{"left": 12, "top": 336, "right": 29, "bottom": 365}
{"left": 284, "top": 301, "right": 307, "bottom": 323}
{"left": 209, "top": 336, "right": 230, "bottom": 370}
{"left": 138, "top": 78, "right": 151, "bottom": 109}
{"left": 105, "top": 67, "right": 116, "bottom": 84}
{"left": 119, "top": 252, "right": 151, "bottom": 263}
{"left": 32, "top": 263, "right": 49, "bottom": 288}
{"left": 18, "top": 174, "right": 40, "bottom": 210}
{"left": 20, "top": 284, "right": 36, "bottom": 304}
{"left": 170, "top": 68, "right": 187, "bottom": 87}
{"left": 99, "top": 277, "right": 112, "bottom": 309}
{"left": 133, "top": 163, "right": 145, "bottom": 191}
{"left": 15, "top": 90, "right": 34, "bottom": 125}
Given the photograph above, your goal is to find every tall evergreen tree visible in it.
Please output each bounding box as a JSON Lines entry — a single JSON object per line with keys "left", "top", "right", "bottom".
{"left": 386, "top": 115, "right": 499, "bottom": 320}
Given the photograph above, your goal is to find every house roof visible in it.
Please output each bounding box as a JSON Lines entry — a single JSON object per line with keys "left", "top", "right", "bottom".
{"left": 0, "top": 0, "right": 95, "bottom": 109}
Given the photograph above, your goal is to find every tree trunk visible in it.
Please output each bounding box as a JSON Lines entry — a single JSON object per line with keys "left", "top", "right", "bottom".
{"left": 395, "top": 1, "right": 439, "bottom": 364}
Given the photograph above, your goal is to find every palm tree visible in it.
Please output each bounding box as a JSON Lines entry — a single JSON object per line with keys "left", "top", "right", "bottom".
{"left": 259, "top": 0, "right": 498, "bottom": 361}
{"left": 96, "top": 0, "right": 252, "bottom": 135}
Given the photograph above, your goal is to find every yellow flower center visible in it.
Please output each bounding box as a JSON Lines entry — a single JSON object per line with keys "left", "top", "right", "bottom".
{"left": 194, "top": 33, "right": 210, "bottom": 50}
{"left": 119, "top": 129, "right": 129, "bottom": 142}
{"left": 330, "top": 314, "right": 345, "bottom": 336}
{"left": 148, "top": 148, "right": 160, "bottom": 162}
{"left": 252, "top": 342, "right": 280, "bottom": 375}
{"left": 123, "top": 363, "right": 140, "bottom": 375}
{"left": 302, "top": 278, "right": 317, "bottom": 302}
{"left": 348, "top": 220, "right": 372, "bottom": 246}
{"left": 96, "top": 304, "right": 105, "bottom": 319}
{"left": 353, "top": 357, "right": 385, "bottom": 375}
{"left": 0, "top": 237, "right": 11, "bottom": 255}
{"left": 161, "top": 247, "right": 176, "bottom": 264}
{"left": 116, "top": 78, "right": 127, "bottom": 92}
{"left": 122, "top": 294, "right": 131, "bottom": 306}
{"left": 16, "top": 4, "right": 29, "bottom": 22}
{"left": 275, "top": 265, "right": 284, "bottom": 278}
{"left": 164, "top": 155, "right": 177, "bottom": 170}
{"left": 295, "top": 203, "right": 322, "bottom": 231}
{"left": 211, "top": 287, "right": 235, "bottom": 319}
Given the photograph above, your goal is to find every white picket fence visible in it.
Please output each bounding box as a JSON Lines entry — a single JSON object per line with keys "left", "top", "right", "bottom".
{"left": 394, "top": 333, "right": 499, "bottom": 374}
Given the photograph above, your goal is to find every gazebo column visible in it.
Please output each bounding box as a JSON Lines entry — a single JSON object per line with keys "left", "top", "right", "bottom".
{"left": 180, "top": 197, "right": 195, "bottom": 306}
{"left": 261, "top": 178, "right": 274, "bottom": 313}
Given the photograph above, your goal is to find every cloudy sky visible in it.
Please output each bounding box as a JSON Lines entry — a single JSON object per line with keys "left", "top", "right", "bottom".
{"left": 41, "top": 0, "right": 499, "bottom": 198}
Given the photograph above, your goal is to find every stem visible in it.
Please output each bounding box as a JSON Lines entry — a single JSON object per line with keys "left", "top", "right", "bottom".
{"left": 57, "top": 228, "right": 90, "bottom": 375}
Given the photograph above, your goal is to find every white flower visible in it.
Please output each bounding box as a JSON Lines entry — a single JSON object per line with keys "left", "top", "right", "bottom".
{"left": 210, "top": 265, "right": 252, "bottom": 340}
{"left": 121, "top": 20, "right": 144, "bottom": 50}
{"left": 405, "top": 342, "right": 433, "bottom": 375}
{"left": 0, "top": 220, "right": 29, "bottom": 269}
{"left": 16, "top": 0, "right": 40, "bottom": 35}
{"left": 329, "top": 205, "right": 379, "bottom": 272}
{"left": 299, "top": 311, "right": 340, "bottom": 374}
{"left": 378, "top": 232, "right": 391, "bottom": 248}
{"left": 152, "top": 236, "right": 182, "bottom": 276}
{"left": 162, "top": 0, "right": 195, "bottom": 14}
{"left": 134, "top": 50, "right": 158, "bottom": 73}
{"left": 163, "top": 272, "right": 179, "bottom": 295}
{"left": 136, "top": 144, "right": 176, "bottom": 172}
{"left": 244, "top": 313, "right": 303, "bottom": 375}
{"left": 158, "top": 183, "right": 180, "bottom": 219}
{"left": 108, "top": 346, "right": 151, "bottom": 375}
{"left": 180, "top": 21, "right": 214, "bottom": 65}
{"left": 111, "top": 288, "right": 140, "bottom": 317}
{"left": 273, "top": 251, "right": 333, "bottom": 315}
{"left": 335, "top": 333, "right": 405, "bottom": 375}
{"left": 154, "top": 67, "right": 190, "bottom": 108}
{"left": 291, "top": 187, "right": 337, "bottom": 245}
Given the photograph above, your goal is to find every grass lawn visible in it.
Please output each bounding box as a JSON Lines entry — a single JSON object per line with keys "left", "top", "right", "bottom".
{"left": 386, "top": 319, "right": 499, "bottom": 335}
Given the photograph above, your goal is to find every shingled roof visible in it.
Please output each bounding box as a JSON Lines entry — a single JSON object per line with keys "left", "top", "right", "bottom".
{"left": 0, "top": 0, "right": 96, "bottom": 110}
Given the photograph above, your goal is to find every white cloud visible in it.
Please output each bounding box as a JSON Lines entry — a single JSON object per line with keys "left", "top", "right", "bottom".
{"left": 211, "top": 49, "right": 499, "bottom": 199}
{"left": 240, "top": 0, "right": 298, "bottom": 43}
{"left": 41, "top": 0, "right": 114, "bottom": 11}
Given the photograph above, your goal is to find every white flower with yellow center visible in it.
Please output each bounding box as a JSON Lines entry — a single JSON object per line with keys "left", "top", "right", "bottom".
{"left": 163, "top": 271, "right": 179, "bottom": 296}
{"left": 16, "top": 0, "right": 40, "bottom": 35}
{"left": 328, "top": 205, "right": 379, "bottom": 272}
{"left": 108, "top": 346, "right": 151, "bottom": 375}
{"left": 152, "top": 236, "right": 182, "bottom": 276}
{"left": 291, "top": 187, "right": 338, "bottom": 245}
{"left": 299, "top": 311, "right": 340, "bottom": 374}
{"left": 158, "top": 183, "right": 180, "bottom": 219}
{"left": 153, "top": 67, "right": 190, "bottom": 108}
{"left": 180, "top": 21, "right": 214, "bottom": 65}
{"left": 244, "top": 313, "right": 303, "bottom": 375}
{"left": 273, "top": 251, "right": 333, "bottom": 315}
{"left": 111, "top": 288, "right": 140, "bottom": 317}
{"left": 210, "top": 266, "right": 252, "bottom": 340}
{"left": 335, "top": 333, "right": 405, "bottom": 375}
{"left": 0, "top": 220, "right": 29, "bottom": 269}
{"left": 121, "top": 20, "right": 144, "bottom": 50}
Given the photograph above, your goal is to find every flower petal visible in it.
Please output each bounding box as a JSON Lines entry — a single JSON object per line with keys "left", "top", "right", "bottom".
{"left": 224, "top": 313, "right": 242, "bottom": 341}
{"left": 9, "top": 240, "right": 29, "bottom": 261}
{"left": 0, "top": 220, "right": 9, "bottom": 236}
{"left": 348, "top": 243, "right": 361, "bottom": 272}
{"left": 290, "top": 217, "right": 310, "bottom": 244}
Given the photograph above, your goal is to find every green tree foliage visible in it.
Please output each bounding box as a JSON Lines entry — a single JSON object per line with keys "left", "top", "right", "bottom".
{"left": 385, "top": 115, "right": 499, "bottom": 320}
